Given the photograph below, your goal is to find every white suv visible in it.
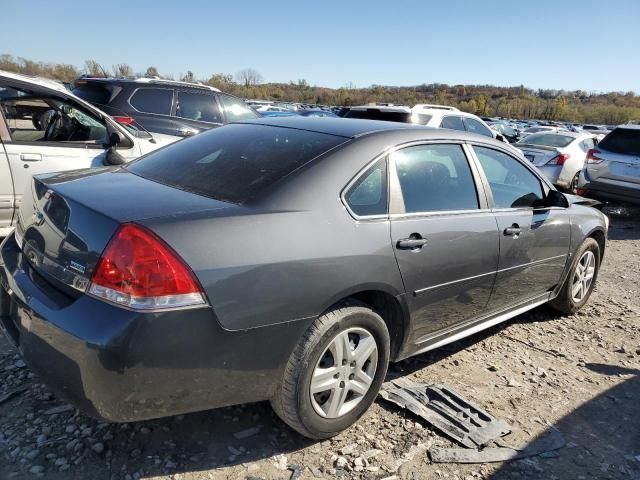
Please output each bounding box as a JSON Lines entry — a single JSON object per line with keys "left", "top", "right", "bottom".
{"left": 0, "top": 71, "right": 179, "bottom": 236}
{"left": 411, "top": 104, "right": 505, "bottom": 141}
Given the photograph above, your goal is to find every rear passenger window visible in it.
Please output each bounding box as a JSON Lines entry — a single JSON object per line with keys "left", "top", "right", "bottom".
{"left": 392, "top": 144, "right": 479, "bottom": 213}
{"left": 345, "top": 158, "right": 388, "bottom": 217}
{"left": 130, "top": 88, "right": 173, "bottom": 115}
{"left": 439, "top": 116, "right": 465, "bottom": 131}
{"left": 473, "top": 146, "right": 544, "bottom": 209}
{"left": 464, "top": 118, "right": 493, "bottom": 138}
{"left": 176, "top": 91, "right": 223, "bottom": 123}
{"left": 220, "top": 95, "right": 259, "bottom": 121}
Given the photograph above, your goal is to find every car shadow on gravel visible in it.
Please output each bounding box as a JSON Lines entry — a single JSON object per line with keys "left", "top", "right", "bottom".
{"left": 489, "top": 365, "right": 640, "bottom": 479}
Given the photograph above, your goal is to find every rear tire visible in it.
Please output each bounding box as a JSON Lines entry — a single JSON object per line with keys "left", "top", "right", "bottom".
{"left": 550, "top": 238, "right": 600, "bottom": 314}
{"left": 270, "top": 302, "right": 390, "bottom": 439}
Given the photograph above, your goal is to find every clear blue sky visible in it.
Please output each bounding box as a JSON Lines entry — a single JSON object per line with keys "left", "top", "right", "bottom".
{"left": 2, "top": 0, "right": 639, "bottom": 92}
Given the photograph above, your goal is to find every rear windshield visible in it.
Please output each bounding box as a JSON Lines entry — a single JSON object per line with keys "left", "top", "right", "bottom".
{"left": 519, "top": 134, "right": 574, "bottom": 148}
{"left": 344, "top": 109, "right": 412, "bottom": 123}
{"left": 127, "top": 124, "right": 346, "bottom": 204}
{"left": 598, "top": 128, "right": 640, "bottom": 156}
{"left": 72, "top": 85, "right": 111, "bottom": 105}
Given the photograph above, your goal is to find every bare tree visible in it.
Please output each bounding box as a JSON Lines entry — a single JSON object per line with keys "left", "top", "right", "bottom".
{"left": 236, "top": 68, "right": 263, "bottom": 87}
{"left": 112, "top": 63, "right": 132, "bottom": 77}
{"left": 145, "top": 66, "right": 159, "bottom": 78}
{"left": 84, "top": 59, "right": 107, "bottom": 77}
{"left": 181, "top": 70, "right": 195, "bottom": 82}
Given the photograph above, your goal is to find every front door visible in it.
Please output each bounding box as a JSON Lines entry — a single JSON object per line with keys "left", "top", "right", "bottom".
{"left": 471, "top": 145, "right": 571, "bottom": 312}
{"left": 0, "top": 85, "right": 112, "bottom": 209}
{"left": 389, "top": 143, "right": 500, "bottom": 345}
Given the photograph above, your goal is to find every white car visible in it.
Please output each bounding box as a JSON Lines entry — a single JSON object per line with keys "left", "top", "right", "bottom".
{"left": 519, "top": 125, "right": 567, "bottom": 140}
{"left": 411, "top": 104, "right": 508, "bottom": 143}
{"left": 515, "top": 131, "right": 597, "bottom": 192}
{"left": 0, "top": 70, "right": 179, "bottom": 236}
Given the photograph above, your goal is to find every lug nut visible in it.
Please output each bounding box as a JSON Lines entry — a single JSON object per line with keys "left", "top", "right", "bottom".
{"left": 351, "top": 361, "right": 356, "bottom": 367}
{"left": 334, "top": 373, "right": 340, "bottom": 379}
{"left": 342, "top": 359, "right": 347, "bottom": 366}
{"left": 349, "top": 373, "right": 354, "bottom": 380}
{"left": 339, "top": 381, "right": 345, "bottom": 388}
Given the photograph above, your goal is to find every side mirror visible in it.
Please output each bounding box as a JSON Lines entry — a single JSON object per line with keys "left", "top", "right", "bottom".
{"left": 544, "top": 189, "right": 569, "bottom": 208}
{"left": 109, "top": 131, "right": 122, "bottom": 147}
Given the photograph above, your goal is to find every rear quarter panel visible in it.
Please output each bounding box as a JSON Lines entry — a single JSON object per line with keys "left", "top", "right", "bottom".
{"left": 142, "top": 133, "right": 419, "bottom": 331}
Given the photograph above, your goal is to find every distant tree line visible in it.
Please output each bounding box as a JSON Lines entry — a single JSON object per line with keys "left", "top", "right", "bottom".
{"left": 1, "top": 54, "right": 639, "bottom": 124}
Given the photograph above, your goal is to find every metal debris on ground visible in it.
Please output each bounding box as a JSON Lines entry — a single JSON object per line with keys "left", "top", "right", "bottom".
{"left": 287, "top": 463, "right": 304, "bottom": 480}
{"left": 379, "top": 379, "right": 511, "bottom": 448}
{"left": 379, "top": 378, "right": 565, "bottom": 465}
{"left": 429, "top": 427, "right": 565, "bottom": 464}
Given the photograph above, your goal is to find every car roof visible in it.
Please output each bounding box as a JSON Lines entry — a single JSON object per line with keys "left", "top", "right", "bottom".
{"left": 0, "top": 69, "right": 69, "bottom": 93}
{"left": 77, "top": 76, "right": 222, "bottom": 92}
{"left": 235, "top": 116, "right": 430, "bottom": 138}
{"left": 233, "top": 116, "right": 507, "bottom": 144}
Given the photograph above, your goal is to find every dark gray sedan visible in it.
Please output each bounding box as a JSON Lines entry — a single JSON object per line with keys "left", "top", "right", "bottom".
{"left": 0, "top": 117, "right": 608, "bottom": 439}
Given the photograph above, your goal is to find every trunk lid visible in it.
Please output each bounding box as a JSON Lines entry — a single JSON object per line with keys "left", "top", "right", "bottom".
{"left": 516, "top": 144, "right": 561, "bottom": 166}
{"left": 15, "top": 167, "right": 235, "bottom": 295}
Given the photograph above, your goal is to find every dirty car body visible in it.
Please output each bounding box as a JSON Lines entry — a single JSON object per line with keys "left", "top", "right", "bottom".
{"left": 0, "top": 117, "right": 608, "bottom": 425}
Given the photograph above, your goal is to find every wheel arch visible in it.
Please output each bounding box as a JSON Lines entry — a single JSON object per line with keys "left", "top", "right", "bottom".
{"left": 320, "top": 285, "right": 410, "bottom": 362}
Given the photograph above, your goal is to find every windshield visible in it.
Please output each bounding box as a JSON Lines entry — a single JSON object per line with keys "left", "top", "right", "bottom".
{"left": 127, "top": 124, "right": 347, "bottom": 204}
{"left": 518, "top": 134, "right": 574, "bottom": 148}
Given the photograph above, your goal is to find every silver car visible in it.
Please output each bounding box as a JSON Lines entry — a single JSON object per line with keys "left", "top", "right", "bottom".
{"left": 516, "top": 131, "right": 596, "bottom": 193}
{"left": 578, "top": 125, "right": 640, "bottom": 204}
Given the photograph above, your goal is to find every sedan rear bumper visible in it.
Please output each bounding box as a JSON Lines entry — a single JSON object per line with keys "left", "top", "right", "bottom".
{"left": 0, "top": 233, "right": 308, "bottom": 422}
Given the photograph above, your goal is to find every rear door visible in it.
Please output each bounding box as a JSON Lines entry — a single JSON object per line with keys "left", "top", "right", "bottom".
{"left": 0, "top": 111, "right": 14, "bottom": 231}
{"left": 389, "top": 142, "right": 499, "bottom": 345}
{"left": 470, "top": 145, "right": 571, "bottom": 312}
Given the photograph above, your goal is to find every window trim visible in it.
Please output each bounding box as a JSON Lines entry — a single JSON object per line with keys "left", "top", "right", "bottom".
{"left": 127, "top": 87, "right": 175, "bottom": 116}
{"left": 466, "top": 142, "right": 554, "bottom": 212}
{"left": 388, "top": 141, "right": 489, "bottom": 218}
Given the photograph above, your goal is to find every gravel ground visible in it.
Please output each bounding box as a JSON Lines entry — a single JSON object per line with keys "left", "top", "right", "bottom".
{"left": 1, "top": 205, "right": 639, "bottom": 480}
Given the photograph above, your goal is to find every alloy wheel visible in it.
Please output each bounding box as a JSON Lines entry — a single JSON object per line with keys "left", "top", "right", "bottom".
{"left": 571, "top": 250, "right": 596, "bottom": 303}
{"left": 310, "top": 327, "right": 378, "bottom": 419}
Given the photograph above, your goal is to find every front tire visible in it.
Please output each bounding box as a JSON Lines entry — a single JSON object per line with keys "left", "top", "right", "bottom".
{"left": 550, "top": 238, "right": 600, "bottom": 314}
{"left": 271, "top": 302, "right": 390, "bottom": 439}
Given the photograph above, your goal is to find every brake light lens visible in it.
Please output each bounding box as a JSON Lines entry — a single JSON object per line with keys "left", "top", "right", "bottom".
{"left": 113, "top": 116, "right": 135, "bottom": 126}
{"left": 548, "top": 153, "right": 570, "bottom": 165}
{"left": 587, "top": 149, "right": 603, "bottom": 164}
{"left": 88, "top": 224, "right": 205, "bottom": 310}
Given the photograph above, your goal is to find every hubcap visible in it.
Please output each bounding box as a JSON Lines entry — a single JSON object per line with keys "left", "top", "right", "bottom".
{"left": 310, "top": 327, "right": 378, "bottom": 419}
{"left": 571, "top": 250, "right": 596, "bottom": 303}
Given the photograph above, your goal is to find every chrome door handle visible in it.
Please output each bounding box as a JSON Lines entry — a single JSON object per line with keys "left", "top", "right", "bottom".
{"left": 396, "top": 235, "right": 428, "bottom": 250}
{"left": 20, "top": 153, "right": 42, "bottom": 162}
{"left": 503, "top": 224, "right": 522, "bottom": 236}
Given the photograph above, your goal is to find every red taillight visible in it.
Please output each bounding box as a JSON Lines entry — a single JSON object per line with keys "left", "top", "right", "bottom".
{"left": 576, "top": 188, "right": 586, "bottom": 196}
{"left": 548, "top": 153, "right": 570, "bottom": 165}
{"left": 587, "top": 149, "right": 603, "bottom": 164}
{"left": 113, "top": 116, "right": 135, "bottom": 126}
{"left": 88, "top": 224, "right": 205, "bottom": 310}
